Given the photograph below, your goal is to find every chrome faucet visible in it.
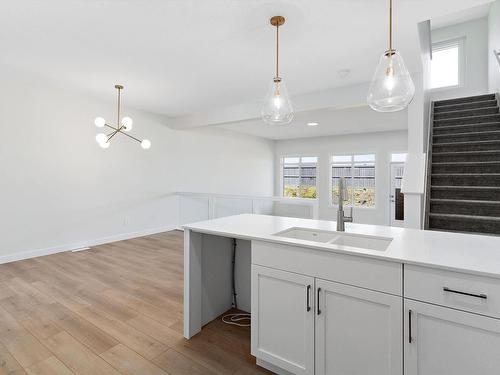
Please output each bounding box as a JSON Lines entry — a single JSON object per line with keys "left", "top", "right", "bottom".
{"left": 336, "top": 177, "right": 353, "bottom": 231}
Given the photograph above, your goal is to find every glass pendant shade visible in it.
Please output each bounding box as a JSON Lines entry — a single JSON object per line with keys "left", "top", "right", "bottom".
{"left": 261, "top": 78, "right": 294, "bottom": 125}
{"left": 367, "top": 50, "right": 415, "bottom": 112}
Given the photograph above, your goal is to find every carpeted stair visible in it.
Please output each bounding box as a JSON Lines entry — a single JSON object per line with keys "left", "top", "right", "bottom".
{"left": 425, "top": 93, "right": 500, "bottom": 235}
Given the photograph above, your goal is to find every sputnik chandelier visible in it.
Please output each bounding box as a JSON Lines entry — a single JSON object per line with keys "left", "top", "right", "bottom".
{"left": 94, "top": 85, "right": 151, "bottom": 149}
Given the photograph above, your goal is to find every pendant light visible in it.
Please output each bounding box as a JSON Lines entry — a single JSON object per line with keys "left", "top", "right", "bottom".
{"left": 367, "top": 0, "right": 415, "bottom": 112}
{"left": 94, "top": 85, "right": 151, "bottom": 149}
{"left": 261, "top": 16, "right": 294, "bottom": 125}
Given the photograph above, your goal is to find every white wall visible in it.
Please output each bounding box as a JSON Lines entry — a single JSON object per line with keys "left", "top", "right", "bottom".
{"left": 274, "top": 130, "right": 408, "bottom": 225}
{"left": 489, "top": 0, "right": 500, "bottom": 93}
{"left": 430, "top": 17, "right": 489, "bottom": 100}
{"left": 0, "top": 66, "right": 274, "bottom": 263}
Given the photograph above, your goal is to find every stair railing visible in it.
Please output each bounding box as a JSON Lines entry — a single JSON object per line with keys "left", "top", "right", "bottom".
{"left": 423, "top": 100, "right": 435, "bottom": 230}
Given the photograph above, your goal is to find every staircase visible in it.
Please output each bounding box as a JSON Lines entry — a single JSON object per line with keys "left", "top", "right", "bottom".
{"left": 425, "top": 93, "right": 500, "bottom": 235}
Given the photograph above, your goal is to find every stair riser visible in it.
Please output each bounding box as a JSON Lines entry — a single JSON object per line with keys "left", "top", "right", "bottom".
{"left": 431, "top": 188, "right": 500, "bottom": 201}
{"left": 434, "top": 101, "right": 498, "bottom": 113}
{"left": 433, "top": 132, "right": 500, "bottom": 143}
{"left": 432, "top": 164, "right": 500, "bottom": 174}
{"left": 432, "top": 153, "right": 500, "bottom": 163}
{"left": 434, "top": 114, "right": 500, "bottom": 127}
{"left": 430, "top": 202, "right": 500, "bottom": 217}
{"left": 434, "top": 94, "right": 496, "bottom": 107}
{"left": 433, "top": 123, "right": 500, "bottom": 135}
{"left": 434, "top": 107, "right": 499, "bottom": 120}
{"left": 429, "top": 217, "right": 500, "bottom": 235}
{"left": 432, "top": 175, "right": 500, "bottom": 186}
{"left": 433, "top": 142, "right": 500, "bottom": 152}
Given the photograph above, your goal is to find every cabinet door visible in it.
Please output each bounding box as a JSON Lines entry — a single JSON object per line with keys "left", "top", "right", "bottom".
{"left": 315, "top": 279, "right": 402, "bottom": 375}
{"left": 251, "top": 265, "right": 315, "bottom": 375}
{"left": 405, "top": 300, "right": 500, "bottom": 375}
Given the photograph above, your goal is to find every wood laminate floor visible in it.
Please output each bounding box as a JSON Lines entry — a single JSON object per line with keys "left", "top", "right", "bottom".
{"left": 0, "top": 231, "right": 271, "bottom": 375}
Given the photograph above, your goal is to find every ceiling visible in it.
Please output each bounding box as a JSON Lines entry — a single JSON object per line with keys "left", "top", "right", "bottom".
{"left": 431, "top": 2, "right": 492, "bottom": 29}
{"left": 219, "top": 105, "right": 408, "bottom": 140}
{"left": 1, "top": 0, "right": 493, "bottom": 130}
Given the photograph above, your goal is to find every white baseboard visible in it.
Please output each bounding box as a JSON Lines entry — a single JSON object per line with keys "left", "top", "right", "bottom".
{"left": 0, "top": 224, "right": 180, "bottom": 265}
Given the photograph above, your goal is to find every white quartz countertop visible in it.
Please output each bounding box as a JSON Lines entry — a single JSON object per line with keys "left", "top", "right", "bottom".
{"left": 183, "top": 214, "right": 500, "bottom": 278}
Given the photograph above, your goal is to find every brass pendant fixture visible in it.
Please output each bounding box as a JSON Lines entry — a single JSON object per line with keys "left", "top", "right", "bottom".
{"left": 94, "top": 85, "right": 151, "bottom": 149}
{"left": 261, "top": 16, "right": 294, "bottom": 125}
{"left": 367, "top": 0, "right": 415, "bottom": 112}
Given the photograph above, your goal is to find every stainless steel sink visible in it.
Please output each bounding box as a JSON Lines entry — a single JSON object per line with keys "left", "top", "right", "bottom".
{"left": 272, "top": 227, "right": 392, "bottom": 251}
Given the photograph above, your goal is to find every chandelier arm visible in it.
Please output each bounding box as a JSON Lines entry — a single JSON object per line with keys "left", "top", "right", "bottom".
{"left": 119, "top": 130, "right": 143, "bottom": 143}
{"left": 105, "top": 123, "right": 119, "bottom": 131}
{"left": 106, "top": 129, "right": 120, "bottom": 142}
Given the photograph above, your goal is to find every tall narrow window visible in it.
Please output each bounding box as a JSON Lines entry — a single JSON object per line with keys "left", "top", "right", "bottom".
{"left": 331, "top": 154, "right": 376, "bottom": 207}
{"left": 282, "top": 156, "right": 318, "bottom": 199}
{"left": 430, "top": 39, "right": 463, "bottom": 89}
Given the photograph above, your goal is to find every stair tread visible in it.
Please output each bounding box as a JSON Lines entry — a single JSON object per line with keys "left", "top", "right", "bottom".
{"left": 429, "top": 213, "right": 500, "bottom": 221}
{"left": 435, "top": 94, "right": 497, "bottom": 106}
{"left": 432, "top": 173, "right": 500, "bottom": 176}
{"left": 432, "top": 140, "right": 500, "bottom": 146}
{"left": 431, "top": 185, "right": 500, "bottom": 190}
{"left": 432, "top": 121, "right": 500, "bottom": 130}
{"left": 434, "top": 106, "right": 499, "bottom": 116}
{"left": 434, "top": 114, "right": 500, "bottom": 123}
{"left": 430, "top": 198, "right": 500, "bottom": 204}
{"left": 432, "top": 161, "right": 500, "bottom": 165}
{"left": 433, "top": 150, "right": 500, "bottom": 155}
{"left": 435, "top": 100, "right": 498, "bottom": 110}
{"left": 433, "top": 130, "right": 500, "bottom": 137}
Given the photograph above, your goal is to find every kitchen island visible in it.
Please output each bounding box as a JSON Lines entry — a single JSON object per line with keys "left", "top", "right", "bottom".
{"left": 183, "top": 214, "right": 500, "bottom": 375}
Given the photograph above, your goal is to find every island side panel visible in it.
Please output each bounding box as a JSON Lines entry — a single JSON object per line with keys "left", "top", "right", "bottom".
{"left": 184, "top": 229, "right": 203, "bottom": 338}
{"left": 201, "top": 234, "right": 233, "bottom": 325}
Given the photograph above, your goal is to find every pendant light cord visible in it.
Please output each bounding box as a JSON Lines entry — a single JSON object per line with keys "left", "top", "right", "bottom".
{"left": 389, "top": 0, "right": 393, "bottom": 52}
{"left": 275, "top": 22, "right": 280, "bottom": 78}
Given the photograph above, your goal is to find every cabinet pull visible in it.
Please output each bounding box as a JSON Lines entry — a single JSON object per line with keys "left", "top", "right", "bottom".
{"left": 443, "top": 287, "right": 487, "bottom": 299}
{"left": 317, "top": 287, "right": 321, "bottom": 315}
{"left": 408, "top": 309, "right": 412, "bottom": 344}
{"left": 306, "top": 285, "right": 311, "bottom": 312}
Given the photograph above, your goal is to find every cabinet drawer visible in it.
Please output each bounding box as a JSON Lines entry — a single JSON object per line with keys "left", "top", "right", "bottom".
{"left": 405, "top": 264, "right": 500, "bottom": 319}
{"left": 252, "top": 241, "right": 402, "bottom": 295}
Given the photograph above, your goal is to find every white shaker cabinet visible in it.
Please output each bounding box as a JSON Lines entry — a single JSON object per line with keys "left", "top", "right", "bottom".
{"left": 315, "top": 279, "right": 402, "bottom": 375}
{"left": 251, "top": 265, "right": 315, "bottom": 375}
{"left": 404, "top": 299, "right": 500, "bottom": 375}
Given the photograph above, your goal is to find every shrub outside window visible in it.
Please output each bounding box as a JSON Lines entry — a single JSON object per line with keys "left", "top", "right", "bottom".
{"left": 282, "top": 156, "right": 318, "bottom": 199}
{"left": 331, "top": 154, "right": 375, "bottom": 207}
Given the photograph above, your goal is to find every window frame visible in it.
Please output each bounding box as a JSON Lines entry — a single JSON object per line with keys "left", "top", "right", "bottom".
{"left": 329, "top": 153, "right": 377, "bottom": 209}
{"left": 280, "top": 154, "right": 319, "bottom": 200}
{"left": 429, "top": 37, "right": 465, "bottom": 91}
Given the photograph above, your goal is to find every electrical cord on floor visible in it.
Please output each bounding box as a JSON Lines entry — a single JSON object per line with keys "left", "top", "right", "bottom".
{"left": 222, "top": 313, "right": 251, "bottom": 327}
{"left": 222, "top": 238, "right": 251, "bottom": 327}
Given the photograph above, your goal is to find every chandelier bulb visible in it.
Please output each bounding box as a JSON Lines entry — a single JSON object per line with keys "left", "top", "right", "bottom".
{"left": 141, "top": 139, "right": 151, "bottom": 149}
{"left": 121, "top": 117, "right": 133, "bottom": 131}
{"left": 94, "top": 117, "right": 106, "bottom": 128}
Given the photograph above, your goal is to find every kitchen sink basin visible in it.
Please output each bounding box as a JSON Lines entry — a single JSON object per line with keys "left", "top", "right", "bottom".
{"left": 272, "top": 227, "right": 392, "bottom": 251}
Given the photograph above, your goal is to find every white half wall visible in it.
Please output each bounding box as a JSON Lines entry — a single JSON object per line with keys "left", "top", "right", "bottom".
{"left": 489, "top": 0, "right": 500, "bottom": 93}
{"left": 274, "top": 130, "right": 408, "bottom": 226}
{"left": 0, "top": 66, "right": 274, "bottom": 263}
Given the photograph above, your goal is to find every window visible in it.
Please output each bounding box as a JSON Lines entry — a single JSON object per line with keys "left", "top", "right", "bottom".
{"left": 331, "top": 154, "right": 375, "bottom": 207}
{"left": 390, "top": 152, "right": 407, "bottom": 163}
{"left": 282, "top": 156, "right": 318, "bottom": 199}
{"left": 430, "top": 39, "right": 463, "bottom": 89}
